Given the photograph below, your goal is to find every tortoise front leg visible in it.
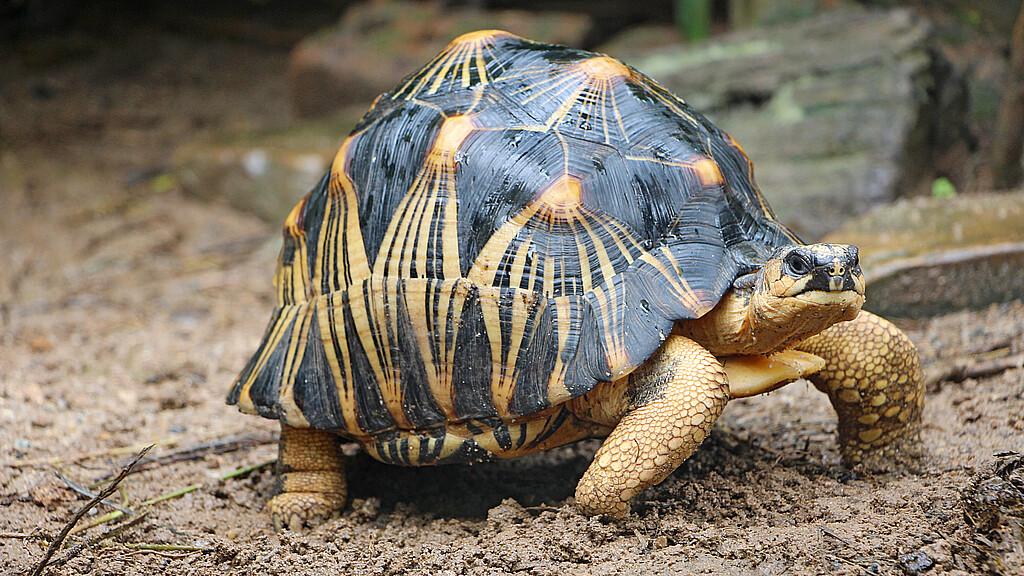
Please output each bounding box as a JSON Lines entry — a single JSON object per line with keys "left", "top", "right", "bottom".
{"left": 797, "top": 310, "right": 924, "bottom": 467}
{"left": 571, "top": 335, "right": 729, "bottom": 518}
{"left": 268, "top": 424, "right": 347, "bottom": 531}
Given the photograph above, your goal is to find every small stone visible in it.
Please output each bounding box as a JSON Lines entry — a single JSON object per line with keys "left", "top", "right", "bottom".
{"left": 898, "top": 550, "right": 935, "bottom": 575}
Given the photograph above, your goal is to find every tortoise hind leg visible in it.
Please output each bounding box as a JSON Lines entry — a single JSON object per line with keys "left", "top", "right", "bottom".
{"left": 571, "top": 335, "right": 729, "bottom": 518}
{"left": 269, "top": 424, "right": 347, "bottom": 531}
{"left": 797, "top": 310, "right": 924, "bottom": 467}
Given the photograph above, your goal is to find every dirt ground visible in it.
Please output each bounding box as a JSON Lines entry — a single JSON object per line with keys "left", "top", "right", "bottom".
{"left": 2, "top": 25, "right": 1023, "bottom": 576}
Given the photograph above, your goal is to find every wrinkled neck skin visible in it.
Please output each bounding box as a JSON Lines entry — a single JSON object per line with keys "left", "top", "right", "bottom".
{"left": 676, "top": 282, "right": 865, "bottom": 356}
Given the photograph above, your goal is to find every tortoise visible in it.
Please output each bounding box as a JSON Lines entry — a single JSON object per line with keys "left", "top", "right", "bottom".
{"left": 229, "top": 30, "right": 924, "bottom": 529}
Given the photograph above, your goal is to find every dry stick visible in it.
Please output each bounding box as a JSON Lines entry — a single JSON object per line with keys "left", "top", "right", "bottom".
{"left": 924, "top": 353, "right": 1024, "bottom": 389}
{"left": 8, "top": 440, "right": 176, "bottom": 469}
{"left": 55, "top": 472, "right": 135, "bottom": 515}
{"left": 46, "top": 512, "right": 150, "bottom": 570}
{"left": 29, "top": 444, "right": 153, "bottom": 576}
{"left": 72, "top": 459, "right": 274, "bottom": 534}
{"left": 124, "top": 543, "right": 210, "bottom": 552}
{"left": 90, "top": 434, "right": 276, "bottom": 485}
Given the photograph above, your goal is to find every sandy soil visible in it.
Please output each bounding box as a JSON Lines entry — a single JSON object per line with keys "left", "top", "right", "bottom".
{"left": 2, "top": 28, "right": 1022, "bottom": 576}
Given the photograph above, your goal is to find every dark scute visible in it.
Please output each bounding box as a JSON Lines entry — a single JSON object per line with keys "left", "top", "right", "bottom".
{"left": 450, "top": 285, "right": 498, "bottom": 420}
{"left": 564, "top": 297, "right": 611, "bottom": 390}
{"left": 394, "top": 282, "right": 447, "bottom": 428}
{"left": 300, "top": 172, "right": 331, "bottom": 287}
{"left": 492, "top": 423, "right": 513, "bottom": 451}
{"left": 348, "top": 105, "right": 446, "bottom": 271}
{"left": 454, "top": 129, "right": 564, "bottom": 276}
{"left": 531, "top": 406, "right": 573, "bottom": 447}
{"left": 344, "top": 289, "right": 396, "bottom": 433}
{"left": 293, "top": 309, "right": 347, "bottom": 430}
{"left": 227, "top": 306, "right": 284, "bottom": 406}
{"left": 509, "top": 298, "right": 561, "bottom": 416}
{"left": 246, "top": 312, "right": 297, "bottom": 419}
{"left": 612, "top": 273, "right": 678, "bottom": 360}
{"left": 437, "top": 438, "right": 497, "bottom": 465}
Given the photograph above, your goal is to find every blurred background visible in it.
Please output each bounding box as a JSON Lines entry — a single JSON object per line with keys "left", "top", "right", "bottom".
{"left": 2, "top": 3, "right": 1023, "bottom": 574}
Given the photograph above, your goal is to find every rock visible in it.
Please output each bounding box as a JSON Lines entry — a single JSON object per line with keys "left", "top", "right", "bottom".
{"left": 898, "top": 550, "right": 936, "bottom": 575}
{"left": 605, "top": 8, "right": 966, "bottom": 240}
{"left": 289, "top": 1, "right": 593, "bottom": 118}
{"left": 824, "top": 189, "right": 1024, "bottom": 318}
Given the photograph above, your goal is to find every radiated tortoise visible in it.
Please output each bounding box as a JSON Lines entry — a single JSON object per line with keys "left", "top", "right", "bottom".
{"left": 228, "top": 30, "right": 924, "bottom": 529}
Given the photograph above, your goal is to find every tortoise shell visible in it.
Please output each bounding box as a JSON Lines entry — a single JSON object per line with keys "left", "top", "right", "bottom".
{"left": 229, "top": 31, "right": 799, "bottom": 449}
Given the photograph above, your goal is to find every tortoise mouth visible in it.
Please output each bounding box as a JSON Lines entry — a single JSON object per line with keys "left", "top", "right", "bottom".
{"left": 791, "top": 289, "right": 865, "bottom": 316}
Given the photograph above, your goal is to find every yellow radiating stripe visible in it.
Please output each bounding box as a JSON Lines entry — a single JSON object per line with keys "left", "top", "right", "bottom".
{"left": 644, "top": 77, "right": 698, "bottom": 126}
{"left": 236, "top": 304, "right": 302, "bottom": 414}
{"left": 277, "top": 303, "right": 314, "bottom": 428}
{"left": 399, "top": 47, "right": 453, "bottom": 100}
{"left": 374, "top": 117, "right": 465, "bottom": 280}
{"left": 440, "top": 165, "right": 461, "bottom": 280}
{"left": 275, "top": 233, "right": 310, "bottom": 306}
{"left": 373, "top": 166, "right": 427, "bottom": 277}
{"left": 460, "top": 43, "right": 473, "bottom": 87}
{"left": 506, "top": 227, "right": 534, "bottom": 290}
{"left": 396, "top": 34, "right": 498, "bottom": 99}
{"left": 349, "top": 278, "right": 397, "bottom": 427}
{"left": 595, "top": 79, "right": 614, "bottom": 144}
{"left": 596, "top": 284, "right": 632, "bottom": 379}
{"left": 467, "top": 201, "right": 542, "bottom": 286}
{"left": 542, "top": 77, "right": 587, "bottom": 130}
{"left": 325, "top": 137, "right": 371, "bottom": 291}
{"left": 608, "top": 79, "right": 629, "bottom": 145}
{"left": 501, "top": 289, "right": 539, "bottom": 414}
{"left": 374, "top": 277, "right": 414, "bottom": 429}
{"left": 475, "top": 46, "right": 489, "bottom": 85}
{"left": 441, "top": 279, "right": 472, "bottom": 414}
{"left": 622, "top": 154, "right": 725, "bottom": 188}
{"left": 636, "top": 248, "right": 708, "bottom": 316}
{"left": 319, "top": 291, "right": 362, "bottom": 433}
{"left": 476, "top": 285, "right": 504, "bottom": 412}
{"left": 513, "top": 67, "right": 576, "bottom": 102}
{"left": 310, "top": 186, "right": 333, "bottom": 296}
{"left": 575, "top": 212, "right": 617, "bottom": 287}
{"left": 429, "top": 45, "right": 462, "bottom": 95}
{"left": 402, "top": 278, "right": 458, "bottom": 420}
{"left": 599, "top": 216, "right": 642, "bottom": 266}
{"left": 396, "top": 165, "right": 435, "bottom": 277}
{"left": 569, "top": 209, "right": 593, "bottom": 293}
{"left": 545, "top": 296, "right": 574, "bottom": 404}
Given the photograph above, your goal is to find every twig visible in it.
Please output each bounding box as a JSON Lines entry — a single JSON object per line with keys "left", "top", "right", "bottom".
{"left": 89, "top": 434, "right": 275, "bottom": 485}
{"left": 72, "top": 459, "right": 274, "bottom": 534}
{"left": 925, "top": 353, "right": 1024, "bottom": 388}
{"left": 6, "top": 440, "right": 175, "bottom": 469}
{"left": 0, "top": 531, "right": 43, "bottom": 539}
{"left": 55, "top": 472, "right": 135, "bottom": 514}
{"left": 29, "top": 444, "right": 153, "bottom": 576}
{"left": 124, "top": 543, "right": 211, "bottom": 551}
{"left": 820, "top": 526, "right": 853, "bottom": 547}
{"left": 47, "top": 512, "right": 150, "bottom": 570}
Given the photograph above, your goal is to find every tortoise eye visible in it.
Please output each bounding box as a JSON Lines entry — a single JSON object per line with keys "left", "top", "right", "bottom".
{"left": 784, "top": 251, "right": 813, "bottom": 277}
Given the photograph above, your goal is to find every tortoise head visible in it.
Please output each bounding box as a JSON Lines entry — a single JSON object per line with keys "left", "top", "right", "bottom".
{"left": 676, "top": 243, "right": 865, "bottom": 356}
{"left": 756, "top": 243, "right": 865, "bottom": 305}
{"left": 742, "top": 243, "right": 865, "bottom": 352}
